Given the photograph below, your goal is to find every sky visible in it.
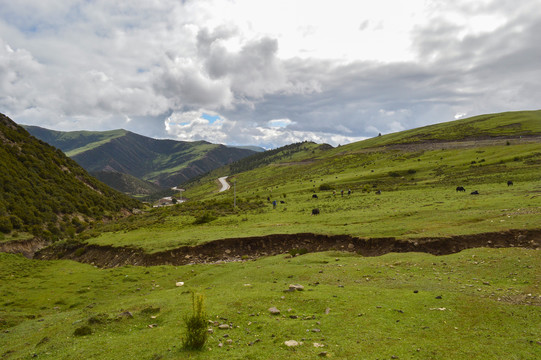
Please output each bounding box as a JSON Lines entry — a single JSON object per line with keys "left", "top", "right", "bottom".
{"left": 1, "top": 0, "right": 540, "bottom": 149}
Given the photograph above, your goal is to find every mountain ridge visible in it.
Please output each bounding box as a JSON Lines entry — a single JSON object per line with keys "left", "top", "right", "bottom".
{"left": 23, "top": 125, "right": 258, "bottom": 193}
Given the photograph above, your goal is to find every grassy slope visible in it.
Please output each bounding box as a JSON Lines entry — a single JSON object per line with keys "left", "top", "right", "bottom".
{"left": 1, "top": 248, "right": 539, "bottom": 359}
{"left": 85, "top": 111, "right": 541, "bottom": 252}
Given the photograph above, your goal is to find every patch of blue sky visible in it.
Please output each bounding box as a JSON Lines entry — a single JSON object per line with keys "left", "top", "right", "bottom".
{"left": 201, "top": 113, "right": 220, "bottom": 124}
{"left": 268, "top": 119, "right": 292, "bottom": 128}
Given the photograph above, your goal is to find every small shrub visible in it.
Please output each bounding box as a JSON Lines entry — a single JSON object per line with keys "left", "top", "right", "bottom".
{"left": 289, "top": 248, "right": 308, "bottom": 257}
{"left": 193, "top": 212, "right": 217, "bottom": 225}
{"left": 407, "top": 169, "right": 417, "bottom": 174}
{"left": 388, "top": 171, "right": 401, "bottom": 178}
{"left": 74, "top": 247, "right": 86, "bottom": 257}
{"left": 182, "top": 292, "right": 208, "bottom": 350}
{"left": 319, "top": 183, "right": 332, "bottom": 191}
{"left": 73, "top": 326, "right": 92, "bottom": 336}
{"left": 0, "top": 216, "right": 13, "bottom": 234}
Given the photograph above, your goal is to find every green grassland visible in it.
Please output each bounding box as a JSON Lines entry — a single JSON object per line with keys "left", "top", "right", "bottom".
{"left": 85, "top": 139, "right": 541, "bottom": 252}
{"left": 3, "top": 110, "right": 541, "bottom": 359}
{"left": 1, "top": 248, "right": 539, "bottom": 359}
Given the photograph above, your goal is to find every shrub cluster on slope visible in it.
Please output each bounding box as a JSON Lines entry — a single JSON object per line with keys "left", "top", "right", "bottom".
{"left": 0, "top": 113, "right": 140, "bottom": 240}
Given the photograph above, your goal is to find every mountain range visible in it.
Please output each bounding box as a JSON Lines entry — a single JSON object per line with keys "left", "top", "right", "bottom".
{"left": 24, "top": 126, "right": 261, "bottom": 197}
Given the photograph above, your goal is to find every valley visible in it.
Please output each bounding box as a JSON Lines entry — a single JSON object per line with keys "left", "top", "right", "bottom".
{"left": 1, "top": 110, "right": 540, "bottom": 359}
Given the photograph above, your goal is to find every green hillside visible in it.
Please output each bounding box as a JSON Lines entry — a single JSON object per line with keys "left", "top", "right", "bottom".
{"left": 76, "top": 110, "right": 541, "bottom": 252}
{"left": 0, "top": 114, "right": 140, "bottom": 241}
{"left": 24, "top": 126, "right": 257, "bottom": 192}
{"left": 337, "top": 109, "right": 541, "bottom": 151}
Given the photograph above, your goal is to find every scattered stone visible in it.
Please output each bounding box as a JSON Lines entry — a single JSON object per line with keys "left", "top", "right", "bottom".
{"left": 348, "top": 243, "right": 355, "bottom": 249}
{"left": 318, "top": 351, "right": 329, "bottom": 357}
{"left": 284, "top": 340, "right": 300, "bottom": 347}
{"left": 289, "top": 315, "right": 298, "bottom": 319}
{"left": 289, "top": 284, "right": 304, "bottom": 291}
{"left": 175, "top": 281, "right": 184, "bottom": 287}
{"left": 268, "top": 307, "right": 281, "bottom": 315}
{"left": 225, "top": 249, "right": 231, "bottom": 254}
{"left": 148, "top": 323, "right": 158, "bottom": 328}
{"left": 226, "top": 339, "right": 233, "bottom": 344}
{"left": 311, "top": 328, "right": 321, "bottom": 332}
{"left": 218, "top": 342, "right": 223, "bottom": 348}
{"left": 207, "top": 328, "right": 214, "bottom": 334}
{"left": 218, "top": 324, "right": 230, "bottom": 329}
{"left": 325, "top": 308, "right": 331, "bottom": 315}
{"left": 313, "top": 342, "right": 325, "bottom": 348}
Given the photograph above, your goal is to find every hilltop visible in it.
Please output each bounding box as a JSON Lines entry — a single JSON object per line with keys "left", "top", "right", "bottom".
{"left": 24, "top": 126, "right": 258, "bottom": 196}
{"left": 0, "top": 113, "right": 140, "bottom": 242}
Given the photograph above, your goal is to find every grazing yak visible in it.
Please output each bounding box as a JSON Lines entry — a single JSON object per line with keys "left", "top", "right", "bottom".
{"left": 311, "top": 208, "right": 320, "bottom": 215}
{"left": 470, "top": 190, "right": 479, "bottom": 195}
{"left": 312, "top": 194, "right": 318, "bottom": 199}
{"left": 507, "top": 180, "right": 513, "bottom": 186}
{"left": 456, "top": 186, "right": 466, "bottom": 192}
{"left": 375, "top": 190, "right": 381, "bottom": 195}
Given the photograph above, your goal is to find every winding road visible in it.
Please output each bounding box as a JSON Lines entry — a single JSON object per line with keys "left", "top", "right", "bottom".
{"left": 218, "top": 176, "right": 230, "bottom": 192}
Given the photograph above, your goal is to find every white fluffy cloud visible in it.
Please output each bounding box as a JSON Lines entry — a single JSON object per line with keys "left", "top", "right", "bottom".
{"left": 1, "top": 0, "right": 540, "bottom": 147}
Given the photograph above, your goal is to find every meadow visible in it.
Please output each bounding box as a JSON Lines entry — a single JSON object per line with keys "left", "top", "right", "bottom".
{"left": 84, "top": 140, "right": 541, "bottom": 252}
{"left": 1, "top": 247, "right": 539, "bottom": 359}
{"left": 2, "top": 111, "right": 540, "bottom": 359}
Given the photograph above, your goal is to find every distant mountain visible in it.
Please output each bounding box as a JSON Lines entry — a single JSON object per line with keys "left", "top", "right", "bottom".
{"left": 24, "top": 126, "right": 258, "bottom": 194}
{"left": 0, "top": 113, "right": 140, "bottom": 240}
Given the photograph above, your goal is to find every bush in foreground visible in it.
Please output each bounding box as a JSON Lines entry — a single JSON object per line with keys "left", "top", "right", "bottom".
{"left": 182, "top": 292, "right": 208, "bottom": 350}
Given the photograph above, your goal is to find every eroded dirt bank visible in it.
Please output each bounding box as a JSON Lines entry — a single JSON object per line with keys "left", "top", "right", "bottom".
{"left": 33, "top": 229, "right": 541, "bottom": 268}
{"left": 0, "top": 238, "right": 50, "bottom": 258}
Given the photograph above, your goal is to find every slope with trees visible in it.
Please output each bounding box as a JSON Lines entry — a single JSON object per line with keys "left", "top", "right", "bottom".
{"left": 0, "top": 114, "right": 140, "bottom": 241}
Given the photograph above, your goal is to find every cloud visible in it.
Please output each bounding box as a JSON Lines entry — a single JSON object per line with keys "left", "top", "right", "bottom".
{"left": 164, "top": 109, "right": 364, "bottom": 148}
{"left": 1, "top": 0, "right": 540, "bottom": 149}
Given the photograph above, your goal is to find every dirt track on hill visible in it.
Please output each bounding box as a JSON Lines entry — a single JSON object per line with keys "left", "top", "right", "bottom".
{"left": 29, "top": 229, "right": 541, "bottom": 268}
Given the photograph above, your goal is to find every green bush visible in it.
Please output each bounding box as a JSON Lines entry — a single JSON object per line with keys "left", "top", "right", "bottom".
{"left": 182, "top": 292, "right": 208, "bottom": 350}
{"left": 193, "top": 212, "right": 217, "bottom": 225}
{"left": 319, "top": 183, "right": 332, "bottom": 191}
{"left": 73, "top": 326, "right": 92, "bottom": 336}
{"left": 0, "top": 216, "right": 13, "bottom": 233}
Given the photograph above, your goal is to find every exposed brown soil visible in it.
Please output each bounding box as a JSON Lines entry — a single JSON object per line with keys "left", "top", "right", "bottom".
{"left": 30, "top": 229, "right": 541, "bottom": 268}
{"left": 0, "top": 238, "right": 50, "bottom": 258}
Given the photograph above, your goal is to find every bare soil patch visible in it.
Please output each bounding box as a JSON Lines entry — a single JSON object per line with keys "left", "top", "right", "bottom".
{"left": 31, "top": 229, "right": 541, "bottom": 268}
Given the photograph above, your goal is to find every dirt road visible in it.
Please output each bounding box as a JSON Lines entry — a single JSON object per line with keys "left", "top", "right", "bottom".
{"left": 218, "top": 176, "right": 230, "bottom": 192}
